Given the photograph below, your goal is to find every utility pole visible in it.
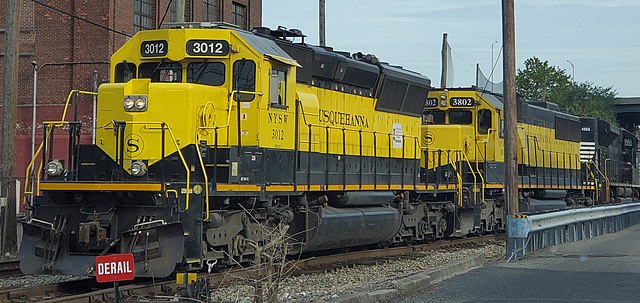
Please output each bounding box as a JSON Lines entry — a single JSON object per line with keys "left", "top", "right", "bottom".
{"left": 175, "top": 0, "right": 185, "bottom": 22}
{"left": 502, "top": 0, "right": 519, "bottom": 259}
{"left": 319, "top": 0, "right": 326, "bottom": 46}
{"left": 440, "top": 33, "right": 448, "bottom": 88}
{"left": 2, "top": 0, "right": 22, "bottom": 254}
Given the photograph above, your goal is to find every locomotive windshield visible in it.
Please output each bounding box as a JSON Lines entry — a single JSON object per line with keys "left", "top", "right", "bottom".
{"left": 423, "top": 110, "right": 445, "bottom": 124}
{"left": 139, "top": 62, "right": 182, "bottom": 82}
{"left": 449, "top": 110, "right": 472, "bottom": 125}
{"left": 187, "top": 61, "right": 225, "bottom": 86}
{"left": 115, "top": 62, "right": 136, "bottom": 83}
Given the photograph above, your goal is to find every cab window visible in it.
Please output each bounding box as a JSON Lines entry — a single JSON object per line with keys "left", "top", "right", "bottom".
{"left": 139, "top": 62, "right": 182, "bottom": 82}
{"left": 269, "top": 67, "right": 287, "bottom": 107}
{"left": 233, "top": 59, "right": 256, "bottom": 101}
{"left": 423, "top": 110, "right": 445, "bottom": 124}
{"left": 187, "top": 62, "right": 225, "bottom": 86}
{"left": 115, "top": 62, "right": 136, "bottom": 83}
{"left": 449, "top": 110, "right": 472, "bottom": 125}
{"left": 478, "top": 109, "right": 492, "bottom": 134}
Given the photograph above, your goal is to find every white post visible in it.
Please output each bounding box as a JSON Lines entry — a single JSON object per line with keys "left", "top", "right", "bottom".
{"left": 31, "top": 62, "right": 37, "bottom": 161}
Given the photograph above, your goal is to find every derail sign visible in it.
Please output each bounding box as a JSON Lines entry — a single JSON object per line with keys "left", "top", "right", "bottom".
{"left": 95, "top": 253, "right": 135, "bottom": 283}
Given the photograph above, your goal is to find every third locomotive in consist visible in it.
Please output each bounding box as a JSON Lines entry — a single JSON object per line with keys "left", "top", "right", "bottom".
{"left": 19, "top": 23, "right": 639, "bottom": 277}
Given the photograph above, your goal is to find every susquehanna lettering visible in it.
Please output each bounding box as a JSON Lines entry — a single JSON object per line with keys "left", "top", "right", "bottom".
{"left": 318, "top": 109, "right": 369, "bottom": 128}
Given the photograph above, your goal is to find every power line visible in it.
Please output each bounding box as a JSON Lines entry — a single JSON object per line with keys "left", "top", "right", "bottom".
{"left": 31, "top": 0, "right": 132, "bottom": 37}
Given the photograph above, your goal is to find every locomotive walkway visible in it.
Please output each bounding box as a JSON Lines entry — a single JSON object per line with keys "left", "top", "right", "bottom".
{"left": 400, "top": 224, "right": 640, "bottom": 303}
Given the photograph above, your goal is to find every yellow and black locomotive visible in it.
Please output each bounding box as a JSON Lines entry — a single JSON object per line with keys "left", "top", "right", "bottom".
{"left": 421, "top": 87, "right": 639, "bottom": 235}
{"left": 19, "top": 23, "right": 432, "bottom": 277}
{"left": 18, "top": 22, "right": 639, "bottom": 278}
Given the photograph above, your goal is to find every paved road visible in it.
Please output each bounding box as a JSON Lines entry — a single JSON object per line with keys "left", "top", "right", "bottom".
{"left": 401, "top": 224, "right": 640, "bottom": 303}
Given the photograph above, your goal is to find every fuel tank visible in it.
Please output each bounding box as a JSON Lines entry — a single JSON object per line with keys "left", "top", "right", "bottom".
{"left": 302, "top": 206, "right": 401, "bottom": 252}
{"left": 526, "top": 198, "right": 567, "bottom": 213}
{"left": 327, "top": 191, "right": 395, "bottom": 207}
{"left": 531, "top": 190, "right": 567, "bottom": 199}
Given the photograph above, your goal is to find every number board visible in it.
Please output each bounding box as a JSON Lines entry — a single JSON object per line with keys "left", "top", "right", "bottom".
{"left": 141, "top": 40, "right": 168, "bottom": 57}
{"left": 425, "top": 98, "right": 438, "bottom": 108}
{"left": 449, "top": 97, "right": 475, "bottom": 107}
{"left": 186, "top": 40, "right": 230, "bottom": 56}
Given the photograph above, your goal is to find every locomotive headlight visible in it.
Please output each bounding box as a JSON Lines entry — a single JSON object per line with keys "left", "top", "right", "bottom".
{"left": 45, "top": 160, "right": 64, "bottom": 177}
{"left": 124, "top": 95, "right": 147, "bottom": 111}
{"left": 130, "top": 161, "right": 147, "bottom": 177}
{"left": 134, "top": 97, "right": 147, "bottom": 110}
{"left": 440, "top": 93, "right": 447, "bottom": 106}
{"left": 123, "top": 97, "right": 135, "bottom": 110}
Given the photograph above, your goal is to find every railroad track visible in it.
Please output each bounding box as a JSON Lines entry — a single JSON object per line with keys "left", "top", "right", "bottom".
{"left": 0, "top": 234, "right": 504, "bottom": 302}
{"left": 0, "top": 260, "right": 21, "bottom": 278}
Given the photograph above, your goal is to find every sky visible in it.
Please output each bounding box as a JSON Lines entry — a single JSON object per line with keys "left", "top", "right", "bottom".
{"left": 263, "top": 0, "right": 640, "bottom": 97}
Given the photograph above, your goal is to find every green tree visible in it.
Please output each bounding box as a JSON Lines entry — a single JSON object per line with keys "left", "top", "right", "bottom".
{"left": 560, "top": 82, "right": 617, "bottom": 123}
{"left": 516, "top": 57, "right": 572, "bottom": 102}
{"left": 516, "top": 56, "right": 618, "bottom": 123}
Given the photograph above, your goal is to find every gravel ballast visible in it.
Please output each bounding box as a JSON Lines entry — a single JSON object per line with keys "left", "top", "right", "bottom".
{"left": 211, "top": 241, "right": 505, "bottom": 303}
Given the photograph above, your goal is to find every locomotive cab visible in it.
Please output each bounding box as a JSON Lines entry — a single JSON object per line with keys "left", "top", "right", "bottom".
{"left": 422, "top": 89, "right": 502, "bottom": 176}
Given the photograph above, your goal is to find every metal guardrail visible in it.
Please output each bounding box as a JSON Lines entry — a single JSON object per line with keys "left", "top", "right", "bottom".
{"left": 508, "top": 202, "right": 640, "bottom": 260}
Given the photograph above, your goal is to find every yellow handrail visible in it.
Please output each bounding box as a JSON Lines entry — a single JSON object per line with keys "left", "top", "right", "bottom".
{"left": 191, "top": 95, "right": 236, "bottom": 221}
{"left": 123, "top": 121, "right": 191, "bottom": 209}
{"left": 23, "top": 90, "right": 97, "bottom": 208}
{"left": 587, "top": 160, "right": 604, "bottom": 202}
{"left": 296, "top": 100, "right": 421, "bottom": 159}
{"left": 194, "top": 133, "right": 210, "bottom": 221}
{"left": 459, "top": 149, "right": 486, "bottom": 204}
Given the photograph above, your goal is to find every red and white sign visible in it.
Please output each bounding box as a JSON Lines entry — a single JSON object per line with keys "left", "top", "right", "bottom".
{"left": 95, "top": 253, "right": 135, "bottom": 283}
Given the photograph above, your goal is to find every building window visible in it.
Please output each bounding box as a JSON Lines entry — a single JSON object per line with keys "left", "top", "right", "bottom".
{"left": 134, "top": 0, "right": 154, "bottom": 33}
{"left": 171, "top": 1, "right": 191, "bottom": 22}
{"left": 204, "top": 0, "right": 220, "bottom": 22}
{"left": 232, "top": 2, "right": 247, "bottom": 29}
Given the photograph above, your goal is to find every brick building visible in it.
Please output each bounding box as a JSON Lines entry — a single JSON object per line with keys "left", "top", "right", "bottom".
{"left": 0, "top": 0, "right": 262, "bottom": 190}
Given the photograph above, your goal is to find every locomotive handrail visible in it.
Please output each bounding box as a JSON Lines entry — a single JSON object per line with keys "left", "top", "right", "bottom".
{"left": 527, "top": 134, "right": 581, "bottom": 189}
{"left": 450, "top": 149, "right": 464, "bottom": 206}
{"left": 192, "top": 95, "right": 238, "bottom": 219}
{"left": 196, "top": 93, "right": 236, "bottom": 145}
{"left": 294, "top": 99, "right": 421, "bottom": 190}
{"left": 296, "top": 100, "right": 420, "bottom": 158}
{"left": 458, "top": 149, "right": 486, "bottom": 204}
{"left": 23, "top": 90, "right": 97, "bottom": 209}
{"left": 584, "top": 161, "right": 601, "bottom": 202}
{"left": 604, "top": 158, "right": 633, "bottom": 183}
{"left": 603, "top": 159, "right": 630, "bottom": 203}
{"left": 117, "top": 121, "right": 191, "bottom": 210}
{"left": 194, "top": 133, "right": 211, "bottom": 221}
{"left": 424, "top": 148, "right": 469, "bottom": 206}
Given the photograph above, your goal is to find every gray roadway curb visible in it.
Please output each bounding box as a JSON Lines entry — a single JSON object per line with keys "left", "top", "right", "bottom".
{"left": 328, "top": 253, "right": 485, "bottom": 303}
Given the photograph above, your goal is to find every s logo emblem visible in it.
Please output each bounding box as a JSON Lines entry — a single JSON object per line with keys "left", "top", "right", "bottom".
{"left": 125, "top": 134, "right": 144, "bottom": 157}
{"left": 423, "top": 131, "right": 435, "bottom": 146}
